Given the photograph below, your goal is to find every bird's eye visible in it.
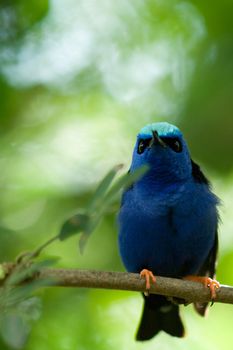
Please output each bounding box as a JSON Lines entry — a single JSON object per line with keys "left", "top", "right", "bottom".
{"left": 137, "top": 138, "right": 151, "bottom": 154}
{"left": 161, "top": 137, "right": 182, "bottom": 153}
{"left": 172, "top": 140, "right": 182, "bottom": 152}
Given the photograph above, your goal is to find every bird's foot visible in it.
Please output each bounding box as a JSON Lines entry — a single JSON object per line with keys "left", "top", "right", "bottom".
{"left": 183, "top": 275, "right": 220, "bottom": 299}
{"left": 140, "top": 269, "right": 156, "bottom": 295}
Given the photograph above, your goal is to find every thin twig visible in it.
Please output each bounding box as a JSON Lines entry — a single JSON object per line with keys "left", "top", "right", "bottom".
{"left": 29, "top": 234, "right": 60, "bottom": 259}
{"left": 0, "top": 265, "right": 232, "bottom": 304}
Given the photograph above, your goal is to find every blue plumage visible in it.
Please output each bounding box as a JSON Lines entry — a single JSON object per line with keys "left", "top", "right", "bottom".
{"left": 118, "top": 122, "right": 219, "bottom": 340}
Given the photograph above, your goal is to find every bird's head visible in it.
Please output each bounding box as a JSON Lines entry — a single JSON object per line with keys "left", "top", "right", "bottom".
{"left": 131, "top": 122, "right": 192, "bottom": 183}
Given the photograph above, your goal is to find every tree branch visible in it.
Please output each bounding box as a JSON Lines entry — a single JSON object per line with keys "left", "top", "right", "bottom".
{"left": 1, "top": 264, "right": 232, "bottom": 304}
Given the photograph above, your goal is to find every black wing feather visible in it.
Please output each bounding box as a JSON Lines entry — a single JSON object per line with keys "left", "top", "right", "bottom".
{"left": 191, "top": 159, "right": 210, "bottom": 186}
{"left": 191, "top": 159, "right": 218, "bottom": 315}
{"left": 198, "top": 231, "right": 218, "bottom": 279}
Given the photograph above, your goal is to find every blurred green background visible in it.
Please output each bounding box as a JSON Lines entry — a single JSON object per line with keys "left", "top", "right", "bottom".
{"left": 0, "top": 0, "right": 233, "bottom": 349}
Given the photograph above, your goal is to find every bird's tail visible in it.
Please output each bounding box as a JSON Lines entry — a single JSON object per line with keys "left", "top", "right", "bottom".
{"left": 136, "top": 294, "right": 185, "bottom": 341}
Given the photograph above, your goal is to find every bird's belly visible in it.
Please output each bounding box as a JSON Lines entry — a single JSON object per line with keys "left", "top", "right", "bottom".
{"left": 118, "top": 210, "right": 212, "bottom": 278}
{"left": 119, "top": 216, "right": 175, "bottom": 276}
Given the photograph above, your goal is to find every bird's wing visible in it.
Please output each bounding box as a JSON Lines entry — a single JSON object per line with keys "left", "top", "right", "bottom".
{"left": 191, "top": 158, "right": 219, "bottom": 316}
{"left": 191, "top": 159, "right": 218, "bottom": 278}
{"left": 194, "top": 230, "right": 218, "bottom": 316}
{"left": 191, "top": 158, "right": 219, "bottom": 279}
{"left": 191, "top": 159, "right": 210, "bottom": 186}
{"left": 197, "top": 230, "right": 218, "bottom": 279}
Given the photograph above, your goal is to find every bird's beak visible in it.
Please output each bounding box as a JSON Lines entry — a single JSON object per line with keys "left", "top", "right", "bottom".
{"left": 149, "top": 130, "right": 167, "bottom": 148}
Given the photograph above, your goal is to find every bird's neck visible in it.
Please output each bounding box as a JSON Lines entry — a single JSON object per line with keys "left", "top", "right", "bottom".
{"left": 135, "top": 165, "right": 191, "bottom": 195}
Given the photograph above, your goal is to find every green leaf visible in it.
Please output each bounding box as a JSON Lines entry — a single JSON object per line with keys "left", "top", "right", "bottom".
{"left": 102, "top": 164, "right": 149, "bottom": 207}
{"left": 58, "top": 165, "right": 149, "bottom": 253}
{"left": 59, "top": 213, "right": 90, "bottom": 241}
{"left": 5, "top": 258, "right": 58, "bottom": 287}
{"left": 0, "top": 259, "right": 58, "bottom": 311}
{"left": 87, "top": 164, "right": 123, "bottom": 213}
{"left": 17, "top": 297, "right": 42, "bottom": 322}
{"left": 78, "top": 215, "right": 102, "bottom": 254}
{"left": 5, "top": 279, "right": 55, "bottom": 307}
{"left": 0, "top": 313, "right": 30, "bottom": 349}
{"left": 0, "top": 296, "right": 42, "bottom": 349}
{"left": 78, "top": 165, "right": 149, "bottom": 253}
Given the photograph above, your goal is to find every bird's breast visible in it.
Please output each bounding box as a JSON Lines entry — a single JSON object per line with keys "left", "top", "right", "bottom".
{"left": 118, "top": 186, "right": 216, "bottom": 277}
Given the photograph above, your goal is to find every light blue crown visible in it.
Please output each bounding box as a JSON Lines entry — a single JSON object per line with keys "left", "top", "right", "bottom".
{"left": 139, "top": 122, "right": 182, "bottom": 138}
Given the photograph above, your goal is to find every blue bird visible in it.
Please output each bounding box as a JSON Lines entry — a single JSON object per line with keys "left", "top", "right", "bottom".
{"left": 118, "top": 122, "right": 220, "bottom": 340}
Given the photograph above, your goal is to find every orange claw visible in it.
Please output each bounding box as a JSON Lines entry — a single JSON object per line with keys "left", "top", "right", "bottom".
{"left": 140, "top": 269, "right": 156, "bottom": 291}
{"left": 184, "top": 276, "right": 220, "bottom": 299}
